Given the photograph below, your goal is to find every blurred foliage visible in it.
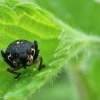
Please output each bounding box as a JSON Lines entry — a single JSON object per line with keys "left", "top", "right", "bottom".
{"left": 31, "top": 0, "right": 100, "bottom": 36}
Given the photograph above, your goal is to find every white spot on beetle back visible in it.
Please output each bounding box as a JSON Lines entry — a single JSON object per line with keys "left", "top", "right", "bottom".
{"left": 16, "top": 41, "right": 20, "bottom": 44}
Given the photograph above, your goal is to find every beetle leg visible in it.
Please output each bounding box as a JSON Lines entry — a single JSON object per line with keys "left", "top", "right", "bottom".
{"left": 1, "top": 50, "right": 6, "bottom": 58}
{"left": 4, "top": 58, "right": 22, "bottom": 79}
{"left": 7, "top": 67, "right": 21, "bottom": 80}
{"left": 32, "top": 41, "right": 40, "bottom": 60}
{"left": 31, "top": 56, "right": 45, "bottom": 70}
{"left": 38, "top": 57, "right": 45, "bottom": 71}
{"left": 1, "top": 50, "right": 15, "bottom": 67}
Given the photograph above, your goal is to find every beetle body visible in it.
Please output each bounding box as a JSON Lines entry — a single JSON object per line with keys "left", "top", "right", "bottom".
{"left": 5, "top": 40, "right": 38, "bottom": 68}
{"left": 1, "top": 40, "right": 45, "bottom": 79}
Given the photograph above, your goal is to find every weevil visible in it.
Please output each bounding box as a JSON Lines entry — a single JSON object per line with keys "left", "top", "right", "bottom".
{"left": 1, "top": 40, "right": 45, "bottom": 79}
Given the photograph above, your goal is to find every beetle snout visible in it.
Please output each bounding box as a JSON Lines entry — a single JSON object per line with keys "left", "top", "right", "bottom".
{"left": 18, "top": 53, "right": 28, "bottom": 64}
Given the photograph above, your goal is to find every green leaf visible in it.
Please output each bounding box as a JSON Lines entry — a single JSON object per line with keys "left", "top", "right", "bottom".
{"left": 0, "top": 0, "right": 100, "bottom": 100}
{"left": 0, "top": 1, "right": 61, "bottom": 99}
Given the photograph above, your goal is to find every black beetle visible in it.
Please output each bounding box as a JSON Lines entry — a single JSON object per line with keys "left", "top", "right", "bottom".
{"left": 1, "top": 40, "right": 45, "bottom": 79}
